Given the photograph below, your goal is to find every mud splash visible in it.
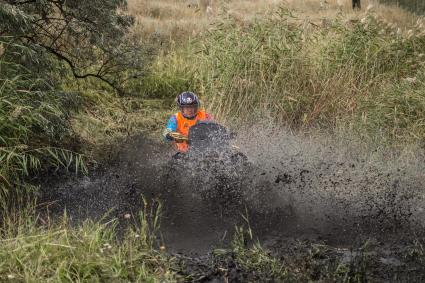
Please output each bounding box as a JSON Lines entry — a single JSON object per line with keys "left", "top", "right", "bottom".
{"left": 236, "top": 125, "right": 425, "bottom": 239}
{"left": 39, "top": 127, "right": 425, "bottom": 281}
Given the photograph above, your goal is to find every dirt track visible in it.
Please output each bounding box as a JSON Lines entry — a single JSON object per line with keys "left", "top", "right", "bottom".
{"left": 39, "top": 128, "right": 425, "bottom": 281}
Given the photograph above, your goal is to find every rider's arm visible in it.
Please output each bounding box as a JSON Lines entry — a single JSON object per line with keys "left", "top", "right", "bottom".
{"left": 163, "top": 115, "right": 177, "bottom": 141}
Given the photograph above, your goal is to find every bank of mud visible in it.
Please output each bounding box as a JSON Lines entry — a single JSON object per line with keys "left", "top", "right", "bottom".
{"left": 38, "top": 128, "right": 425, "bottom": 282}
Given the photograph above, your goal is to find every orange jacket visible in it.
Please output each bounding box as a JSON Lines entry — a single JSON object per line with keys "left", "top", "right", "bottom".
{"left": 174, "top": 110, "right": 212, "bottom": 152}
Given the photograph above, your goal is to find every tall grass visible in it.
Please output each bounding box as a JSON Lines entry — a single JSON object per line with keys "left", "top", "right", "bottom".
{"left": 381, "top": 0, "right": 425, "bottom": 15}
{"left": 145, "top": 8, "right": 425, "bottom": 145}
{"left": 210, "top": 226, "right": 373, "bottom": 282}
{"left": 0, "top": 199, "right": 177, "bottom": 282}
{"left": 0, "top": 44, "right": 86, "bottom": 205}
{"left": 127, "top": 0, "right": 283, "bottom": 43}
{"left": 0, "top": 26, "right": 176, "bottom": 283}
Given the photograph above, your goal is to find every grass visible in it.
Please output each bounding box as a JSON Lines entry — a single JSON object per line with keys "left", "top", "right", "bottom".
{"left": 127, "top": 0, "right": 421, "bottom": 46}
{"left": 207, "top": 226, "right": 377, "bottom": 282}
{"left": 140, "top": 6, "right": 425, "bottom": 145}
{"left": 0, "top": 38, "right": 174, "bottom": 282}
{"left": 381, "top": 0, "right": 425, "bottom": 15}
{"left": 224, "top": 226, "right": 293, "bottom": 281}
{"left": 0, "top": 62, "right": 87, "bottom": 199}
{"left": 1, "top": 206, "right": 374, "bottom": 282}
{"left": 0, "top": 200, "right": 178, "bottom": 282}
{"left": 69, "top": 89, "right": 172, "bottom": 161}
{"left": 127, "top": 0, "right": 284, "bottom": 44}
{"left": 2, "top": 0, "right": 425, "bottom": 281}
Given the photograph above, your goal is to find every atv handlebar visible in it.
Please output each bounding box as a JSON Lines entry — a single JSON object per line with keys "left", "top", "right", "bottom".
{"left": 169, "top": 132, "right": 188, "bottom": 143}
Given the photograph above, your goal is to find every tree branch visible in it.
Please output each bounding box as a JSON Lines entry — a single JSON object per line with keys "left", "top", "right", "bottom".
{"left": 2, "top": 0, "right": 140, "bottom": 96}
{"left": 32, "top": 40, "right": 125, "bottom": 94}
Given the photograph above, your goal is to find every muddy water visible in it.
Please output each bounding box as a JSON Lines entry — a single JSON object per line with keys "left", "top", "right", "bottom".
{"left": 39, "top": 128, "right": 425, "bottom": 279}
{"left": 241, "top": 126, "right": 425, "bottom": 243}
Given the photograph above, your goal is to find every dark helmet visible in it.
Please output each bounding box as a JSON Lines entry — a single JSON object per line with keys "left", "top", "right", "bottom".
{"left": 176, "top": 91, "right": 200, "bottom": 107}
{"left": 177, "top": 91, "right": 200, "bottom": 118}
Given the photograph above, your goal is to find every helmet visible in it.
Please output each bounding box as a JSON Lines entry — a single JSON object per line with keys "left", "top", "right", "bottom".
{"left": 177, "top": 91, "right": 199, "bottom": 107}
{"left": 177, "top": 91, "right": 200, "bottom": 118}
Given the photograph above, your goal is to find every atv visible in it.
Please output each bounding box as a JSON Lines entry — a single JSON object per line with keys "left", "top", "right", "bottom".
{"left": 165, "top": 121, "right": 250, "bottom": 213}
{"left": 163, "top": 121, "right": 293, "bottom": 219}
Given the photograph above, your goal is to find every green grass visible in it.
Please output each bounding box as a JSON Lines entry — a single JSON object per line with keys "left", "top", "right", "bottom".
{"left": 2, "top": 5, "right": 425, "bottom": 282}
{"left": 0, "top": 199, "right": 178, "bottom": 282}
{"left": 70, "top": 89, "right": 172, "bottom": 161}
{"left": 142, "top": 9, "right": 425, "bottom": 146}
{"left": 0, "top": 50, "right": 170, "bottom": 204}
{"left": 208, "top": 226, "right": 374, "bottom": 282}
{"left": 0, "top": 64, "right": 87, "bottom": 200}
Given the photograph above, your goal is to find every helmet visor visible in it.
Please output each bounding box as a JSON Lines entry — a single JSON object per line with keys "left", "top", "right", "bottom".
{"left": 180, "top": 105, "right": 198, "bottom": 118}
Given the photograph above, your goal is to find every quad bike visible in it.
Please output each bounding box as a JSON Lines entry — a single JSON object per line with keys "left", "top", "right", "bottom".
{"left": 165, "top": 122, "right": 250, "bottom": 213}
{"left": 163, "top": 121, "right": 294, "bottom": 220}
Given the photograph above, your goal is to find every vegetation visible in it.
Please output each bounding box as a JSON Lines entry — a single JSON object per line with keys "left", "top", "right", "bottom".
{"left": 196, "top": 226, "right": 374, "bottom": 282}
{"left": 0, "top": 0, "right": 154, "bottom": 195}
{"left": 381, "top": 0, "right": 425, "bottom": 15}
{"left": 1, "top": 0, "right": 425, "bottom": 281}
{"left": 0, "top": 54, "right": 85, "bottom": 202}
{"left": 0, "top": 0, "right": 144, "bottom": 93}
{"left": 0, "top": 1, "right": 175, "bottom": 281}
{"left": 0, "top": 200, "right": 178, "bottom": 282}
{"left": 144, "top": 8, "right": 425, "bottom": 145}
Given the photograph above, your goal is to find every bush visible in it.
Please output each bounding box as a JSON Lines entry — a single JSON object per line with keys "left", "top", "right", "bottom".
{"left": 0, "top": 0, "right": 144, "bottom": 94}
{"left": 0, "top": 48, "right": 86, "bottom": 201}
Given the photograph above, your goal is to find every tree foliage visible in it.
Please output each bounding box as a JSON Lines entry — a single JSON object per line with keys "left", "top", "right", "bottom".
{"left": 0, "top": 0, "right": 143, "bottom": 93}
{"left": 0, "top": 0, "right": 142, "bottom": 194}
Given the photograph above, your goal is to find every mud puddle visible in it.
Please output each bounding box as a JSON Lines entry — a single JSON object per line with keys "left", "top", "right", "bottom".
{"left": 38, "top": 129, "right": 425, "bottom": 281}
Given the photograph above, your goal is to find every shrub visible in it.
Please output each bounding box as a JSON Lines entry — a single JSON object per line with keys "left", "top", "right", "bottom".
{"left": 0, "top": 46, "right": 86, "bottom": 202}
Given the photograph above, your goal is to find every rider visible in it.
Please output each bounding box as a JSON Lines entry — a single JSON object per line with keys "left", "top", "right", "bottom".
{"left": 163, "top": 91, "right": 213, "bottom": 153}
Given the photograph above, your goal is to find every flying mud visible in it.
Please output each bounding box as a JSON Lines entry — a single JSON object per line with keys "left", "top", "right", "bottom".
{"left": 39, "top": 124, "right": 425, "bottom": 281}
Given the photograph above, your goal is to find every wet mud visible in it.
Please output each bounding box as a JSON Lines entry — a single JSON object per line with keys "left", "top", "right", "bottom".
{"left": 38, "top": 127, "right": 425, "bottom": 281}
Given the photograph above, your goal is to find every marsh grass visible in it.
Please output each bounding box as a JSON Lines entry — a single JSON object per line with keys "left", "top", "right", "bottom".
{"left": 0, "top": 64, "right": 87, "bottom": 200}
{"left": 1, "top": 1, "right": 425, "bottom": 281}
{"left": 228, "top": 226, "right": 292, "bottom": 281}
{"left": 127, "top": 0, "right": 284, "bottom": 44}
{"left": 0, "top": 199, "right": 177, "bottom": 282}
{"left": 380, "top": 0, "right": 425, "bottom": 15}
{"left": 143, "top": 8, "right": 425, "bottom": 145}
{"left": 71, "top": 89, "right": 171, "bottom": 149}
{"left": 126, "top": 0, "right": 420, "bottom": 46}
{"left": 209, "top": 225, "right": 374, "bottom": 282}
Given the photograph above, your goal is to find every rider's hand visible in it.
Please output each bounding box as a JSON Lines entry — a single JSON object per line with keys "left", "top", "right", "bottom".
{"left": 167, "top": 132, "right": 187, "bottom": 143}
{"left": 173, "top": 136, "right": 185, "bottom": 143}
{"left": 165, "top": 132, "right": 174, "bottom": 141}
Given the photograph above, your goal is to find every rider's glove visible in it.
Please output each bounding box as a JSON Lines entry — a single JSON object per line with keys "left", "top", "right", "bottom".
{"left": 163, "top": 129, "right": 174, "bottom": 141}
{"left": 165, "top": 133, "right": 174, "bottom": 141}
